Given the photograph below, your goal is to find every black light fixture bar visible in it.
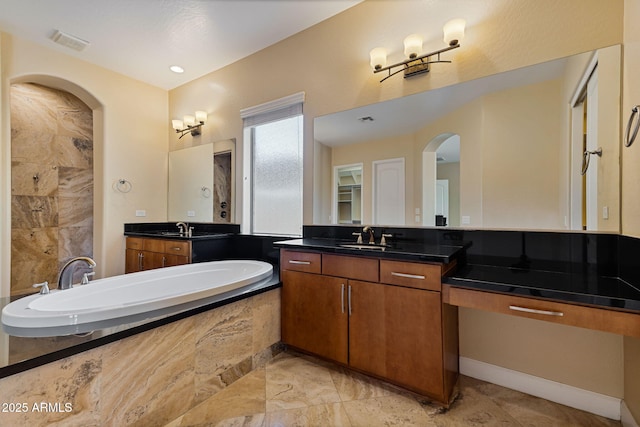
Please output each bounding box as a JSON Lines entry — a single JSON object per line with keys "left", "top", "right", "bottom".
{"left": 373, "top": 43, "right": 460, "bottom": 83}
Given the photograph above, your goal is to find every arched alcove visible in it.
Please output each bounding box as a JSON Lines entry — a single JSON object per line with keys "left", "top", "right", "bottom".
{"left": 422, "top": 133, "right": 460, "bottom": 227}
{"left": 9, "top": 75, "right": 102, "bottom": 295}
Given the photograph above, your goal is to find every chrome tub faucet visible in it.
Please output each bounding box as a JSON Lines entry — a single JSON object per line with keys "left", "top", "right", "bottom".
{"left": 58, "top": 257, "right": 96, "bottom": 290}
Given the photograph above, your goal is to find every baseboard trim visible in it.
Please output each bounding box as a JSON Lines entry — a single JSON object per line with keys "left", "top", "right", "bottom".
{"left": 459, "top": 357, "right": 621, "bottom": 420}
{"left": 622, "top": 400, "right": 640, "bottom": 427}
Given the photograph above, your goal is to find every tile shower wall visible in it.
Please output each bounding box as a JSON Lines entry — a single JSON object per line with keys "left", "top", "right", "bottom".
{"left": 10, "top": 83, "right": 93, "bottom": 295}
{"left": 213, "top": 151, "right": 232, "bottom": 223}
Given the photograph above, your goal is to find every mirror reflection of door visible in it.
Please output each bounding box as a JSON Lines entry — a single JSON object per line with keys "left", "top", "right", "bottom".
{"left": 570, "top": 57, "right": 601, "bottom": 231}
{"left": 372, "top": 158, "right": 405, "bottom": 225}
{"left": 584, "top": 68, "right": 599, "bottom": 230}
{"left": 333, "top": 164, "right": 362, "bottom": 224}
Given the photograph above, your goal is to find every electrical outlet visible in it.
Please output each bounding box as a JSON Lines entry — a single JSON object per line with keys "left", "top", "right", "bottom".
{"left": 462, "top": 216, "right": 471, "bottom": 225}
{"left": 187, "top": 210, "right": 196, "bottom": 217}
{"left": 135, "top": 210, "right": 146, "bottom": 217}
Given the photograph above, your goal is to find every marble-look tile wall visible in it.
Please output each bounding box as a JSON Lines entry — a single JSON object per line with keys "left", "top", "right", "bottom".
{"left": 10, "top": 83, "right": 93, "bottom": 295}
{"left": 0, "top": 288, "right": 282, "bottom": 426}
{"left": 213, "top": 151, "right": 232, "bottom": 223}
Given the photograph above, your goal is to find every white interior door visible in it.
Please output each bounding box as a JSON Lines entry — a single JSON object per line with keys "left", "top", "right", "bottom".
{"left": 372, "top": 158, "right": 405, "bottom": 225}
{"left": 436, "top": 179, "right": 449, "bottom": 218}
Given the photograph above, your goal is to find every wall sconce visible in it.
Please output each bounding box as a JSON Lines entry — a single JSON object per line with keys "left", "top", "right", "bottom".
{"left": 172, "top": 111, "right": 207, "bottom": 139}
{"left": 370, "top": 18, "right": 466, "bottom": 82}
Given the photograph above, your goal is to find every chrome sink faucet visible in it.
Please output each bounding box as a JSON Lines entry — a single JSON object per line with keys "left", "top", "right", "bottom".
{"left": 362, "top": 226, "right": 375, "bottom": 244}
{"left": 58, "top": 257, "right": 96, "bottom": 290}
{"left": 176, "top": 221, "right": 188, "bottom": 235}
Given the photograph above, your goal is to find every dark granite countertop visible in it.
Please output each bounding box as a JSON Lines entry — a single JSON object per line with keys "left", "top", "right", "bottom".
{"left": 124, "top": 231, "right": 233, "bottom": 240}
{"left": 124, "top": 222, "right": 240, "bottom": 240}
{"left": 273, "top": 238, "right": 468, "bottom": 263}
{"left": 445, "top": 264, "right": 640, "bottom": 313}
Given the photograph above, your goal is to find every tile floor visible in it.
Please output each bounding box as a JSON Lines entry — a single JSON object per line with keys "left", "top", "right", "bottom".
{"left": 165, "top": 351, "right": 621, "bottom": 426}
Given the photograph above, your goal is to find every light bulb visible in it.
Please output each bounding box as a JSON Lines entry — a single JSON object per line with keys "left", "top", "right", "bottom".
{"left": 403, "top": 34, "right": 423, "bottom": 59}
{"left": 183, "top": 115, "right": 196, "bottom": 127}
{"left": 369, "top": 47, "right": 387, "bottom": 71}
{"left": 195, "top": 111, "right": 207, "bottom": 123}
{"left": 172, "top": 119, "right": 183, "bottom": 130}
{"left": 443, "top": 19, "right": 466, "bottom": 46}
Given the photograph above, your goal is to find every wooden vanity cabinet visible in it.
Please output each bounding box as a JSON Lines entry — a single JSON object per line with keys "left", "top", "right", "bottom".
{"left": 281, "top": 270, "right": 348, "bottom": 363}
{"left": 280, "top": 249, "right": 458, "bottom": 404}
{"left": 125, "top": 237, "right": 191, "bottom": 273}
{"left": 348, "top": 279, "right": 446, "bottom": 398}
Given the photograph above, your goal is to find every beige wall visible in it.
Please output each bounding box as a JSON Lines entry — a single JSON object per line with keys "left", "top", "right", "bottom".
{"left": 481, "top": 79, "right": 564, "bottom": 229}
{"left": 0, "top": 33, "right": 168, "bottom": 293}
{"left": 168, "top": 0, "right": 622, "bottom": 226}
{"left": 410, "top": 79, "right": 565, "bottom": 231}
{"left": 623, "top": 0, "right": 640, "bottom": 422}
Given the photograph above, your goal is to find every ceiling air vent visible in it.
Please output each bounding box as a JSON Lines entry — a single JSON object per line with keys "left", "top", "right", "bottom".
{"left": 51, "top": 30, "right": 90, "bottom": 52}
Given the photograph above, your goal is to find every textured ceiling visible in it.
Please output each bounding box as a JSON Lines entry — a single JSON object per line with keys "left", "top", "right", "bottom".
{"left": 0, "top": 0, "right": 362, "bottom": 89}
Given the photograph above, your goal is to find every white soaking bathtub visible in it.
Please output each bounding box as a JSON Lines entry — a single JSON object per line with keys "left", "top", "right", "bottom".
{"left": 2, "top": 260, "right": 273, "bottom": 337}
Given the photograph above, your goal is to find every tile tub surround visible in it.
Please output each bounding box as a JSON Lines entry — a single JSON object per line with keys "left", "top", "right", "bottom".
{"left": 10, "top": 83, "right": 94, "bottom": 296}
{"left": 165, "top": 351, "right": 619, "bottom": 426}
{"left": 0, "top": 288, "right": 281, "bottom": 426}
{"left": 0, "top": 233, "right": 281, "bottom": 378}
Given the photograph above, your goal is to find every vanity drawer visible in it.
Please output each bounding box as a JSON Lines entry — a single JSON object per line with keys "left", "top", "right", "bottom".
{"left": 281, "top": 250, "right": 322, "bottom": 274}
{"left": 380, "top": 260, "right": 442, "bottom": 291}
{"left": 164, "top": 240, "right": 190, "bottom": 255}
{"left": 143, "top": 238, "right": 165, "bottom": 253}
{"left": 126, "top": 237, "right": 144, "bottom": 250}
{"left": 443, "top": 286, "right": 640, "bottom": 338}
{"left": 322, "top": 254, "right": 379, "bottom": 282}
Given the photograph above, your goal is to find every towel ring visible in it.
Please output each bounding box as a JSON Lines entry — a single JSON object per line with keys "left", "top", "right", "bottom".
{"left": 114, "top": 179, "right": 132, "bottom": 193}
{"left": 581, "top": 148, "right": 602, "bottom": 176}
{"left": 625, "top": 105, "right": 640, "bottom": 147}
{"left": 201, "top": 186, "right": 212, "bottom": 198}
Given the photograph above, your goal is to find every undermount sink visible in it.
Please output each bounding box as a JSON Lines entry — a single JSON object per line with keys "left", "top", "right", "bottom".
{"left": 339, "top": 244, "right": 387, "bottom": 251}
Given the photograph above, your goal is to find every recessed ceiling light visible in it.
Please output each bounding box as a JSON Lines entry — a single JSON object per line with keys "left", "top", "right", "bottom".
{"left": 170, "top": 65, "right": 184, "bottom": 74}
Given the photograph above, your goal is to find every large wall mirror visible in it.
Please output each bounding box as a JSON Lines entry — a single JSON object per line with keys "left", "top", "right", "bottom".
{"left": 168, "top": 139, "right": 236, "bottom": 223}
{"left": 314, "top": 45, "right": 621, "bottom": 232}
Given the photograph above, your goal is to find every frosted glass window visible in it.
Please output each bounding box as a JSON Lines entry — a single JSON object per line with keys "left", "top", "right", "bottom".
{"left": 251, "top": 115, "right": 303, "bottom": 236}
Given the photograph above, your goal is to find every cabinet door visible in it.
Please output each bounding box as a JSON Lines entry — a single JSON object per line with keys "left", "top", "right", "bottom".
{"left": 125, "top": 249, "right": 142, "bottom": 273}
{"left": 163, "top": 254, "right": 190, "bottom": 268}
{"left": 348, "top": 280, "right": 444, "bottom": 399}
{"left": 281, "top": 270, "right": 348, "bottom": 364}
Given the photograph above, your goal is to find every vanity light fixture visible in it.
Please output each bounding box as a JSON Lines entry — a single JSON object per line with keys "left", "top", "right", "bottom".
{"left": 172, "top": 111, "right": 207, "bottom": 139}
{"left": 370, "top": 18, "right": 466, "bottom": 82}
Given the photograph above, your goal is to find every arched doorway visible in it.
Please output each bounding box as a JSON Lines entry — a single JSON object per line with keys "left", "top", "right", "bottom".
{"left": 10, "top": 77, "right": 100, "bottom": 296}
{"left": 422, "top": 133, "right": 460, "bottom": 227}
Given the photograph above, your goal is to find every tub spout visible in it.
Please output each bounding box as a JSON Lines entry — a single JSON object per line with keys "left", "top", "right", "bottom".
{"left": 58, "top": 257, "right": 96, "bottom": 290}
